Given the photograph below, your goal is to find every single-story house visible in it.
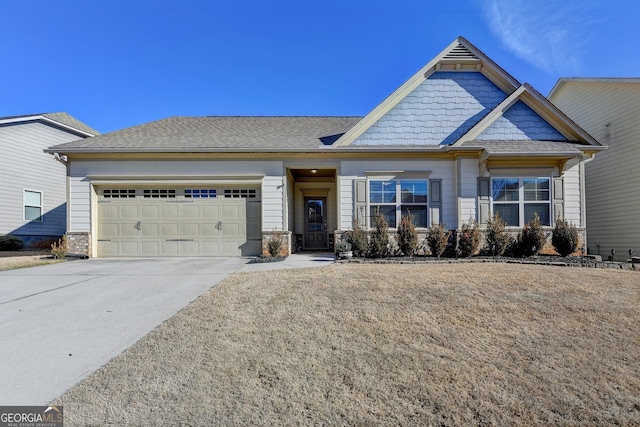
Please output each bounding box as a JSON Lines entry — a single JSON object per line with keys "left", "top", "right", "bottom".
{"left": 46, "top": 37, "right": 604, "bottom": 258}
{"left": 549, "top": 78, "right": 639, "bottom": 260}
{"left": 0, "top": 113, "right": 98, "bottom": 247}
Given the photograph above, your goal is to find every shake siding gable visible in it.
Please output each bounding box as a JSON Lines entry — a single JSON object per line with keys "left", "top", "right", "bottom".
{"left": 351, "top": 72, "right": 507, "bottom": 146}
{"left": 476, "top": 101, "right": 568, "bottom": 141}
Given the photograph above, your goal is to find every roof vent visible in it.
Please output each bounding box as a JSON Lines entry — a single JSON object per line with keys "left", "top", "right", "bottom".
{"left": 443, "top": 43, "right": 478, "bottom": 60}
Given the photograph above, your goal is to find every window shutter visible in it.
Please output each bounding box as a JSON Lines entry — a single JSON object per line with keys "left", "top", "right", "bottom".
{"left": 477, "top": 177, "right": 490, "bottom": 224}
{"left": 429, "top": 179, "right": 442, "bottom": 225}
{"left": 353, "top": 179, "right": 367, "bottom": 226}
{"left": 553, "top": 177, "right": 564, "bottom": 221}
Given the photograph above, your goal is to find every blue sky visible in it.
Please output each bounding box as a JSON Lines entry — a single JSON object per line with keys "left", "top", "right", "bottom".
{"left": 1, "top": 0, "right": 638, "bottom": 133}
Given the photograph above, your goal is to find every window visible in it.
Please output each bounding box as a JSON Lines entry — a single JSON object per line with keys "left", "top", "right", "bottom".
{"left": 369, "top": 179, "right": 428, "bottom": 227}
{"left": 103, "top": 189, "right": 136, "bottom": 198}
{"left": 491, "top": 177, "right": 550, "bottom": 226}
{"left": 143, "top": 189, "right": 176, "bottom": 199}
{"left": 224, "top": 189, "right": 256, "bottom": 199}
{"left": 185, "top": 189, "right": 216, "bottom": 199}
{"left": 24, "top": 190, "right": 42, "bottom": 222}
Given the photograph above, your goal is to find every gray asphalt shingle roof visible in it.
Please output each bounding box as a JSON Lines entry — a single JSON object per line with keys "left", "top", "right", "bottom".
{"left": 48, "top": 116, "right": 363, "bottom": 152}
{"left": 458, "top": 140, "right": 584, "bottom": 155}
{"left": 0, "top": 112, "right": 99, "bottom": 136}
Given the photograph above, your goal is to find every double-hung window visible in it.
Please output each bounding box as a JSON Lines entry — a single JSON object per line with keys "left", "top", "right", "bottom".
{"left": 369, "top": 179, "right": 428, "bottom": 227}
{"left": 24, "top": 190, "right": 43, "bottom": 222}
{"left": 491, "top": 177, "right": 550, "bottom": 226}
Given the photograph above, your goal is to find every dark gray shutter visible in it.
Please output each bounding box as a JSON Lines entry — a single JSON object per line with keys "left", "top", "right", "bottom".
{"left": 429, "top": 179, "right": 442, "bottom": 225}
{"left": 553, "top": 177, "right": 564, "bottom": 222}
{"left": 354, "top": 179, "right": 367, "bottom": 226}
{"left": 478, "top": 177, "right": 490, "bottom": 224}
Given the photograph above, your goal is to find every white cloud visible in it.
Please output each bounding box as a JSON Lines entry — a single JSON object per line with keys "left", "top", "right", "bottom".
{"left": 478, "top": 0, "right": 596, "bottom": 73}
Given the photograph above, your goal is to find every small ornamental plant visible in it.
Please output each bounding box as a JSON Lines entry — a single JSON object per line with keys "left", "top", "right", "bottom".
{"left": 396, "top": 213, "right": 418, "bottom": 257}
{"left": 457, "top": 219, "right": 481, "bottom": 258}
{"left": 485, "top": 213, "right": 512, "bottom": 256}
{"left": 425, "top": 222, "right": 449, "bottom": 260}
{"left": 345, "top": 217, "right": 369, "bottom": 258}
{"left": 51, "top": 236, "right": 69, "bottom": 259}
{"left": 517, "top": 213, "right": 546, "bottom": 257}
{"left": 0, "top": 235, "right": 24, "bottom": 251}
{"left": 266, "top": 231, "right": 283, "bottom": 257}
{"left": 368, "top": 209, "right": 390, "bottom": 258}
{"left": 552, "top": 218, "right": 579, "bottom": 257}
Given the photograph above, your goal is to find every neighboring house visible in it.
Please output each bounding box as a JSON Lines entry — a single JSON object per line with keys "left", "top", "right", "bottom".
{"left": 46, "top": 37, "right": 604, "bottom": 258}
{"left": 0, "top": 113, "right": 98, "bottom": 248}
{"left": 549, "top": 79, "right": 639, "bottom": 260}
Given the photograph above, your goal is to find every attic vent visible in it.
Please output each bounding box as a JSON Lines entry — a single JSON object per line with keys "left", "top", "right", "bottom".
{"left": 443, "top": 44, "right": 478, "bottom": 60}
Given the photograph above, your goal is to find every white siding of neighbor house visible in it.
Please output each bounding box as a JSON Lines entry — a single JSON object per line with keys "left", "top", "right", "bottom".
{"left": 0, "top": 121, "right": 83, "bottom": 238}
{"left": 458, "top": 157, "right": 479, "bottom": 223}
{"left": 338, "top": 159, "right": 457, "bottom": 230}
{"left": 550, "top": 80, "right": 640, "bottom": 258}
{"left": 68, "top": 160, "right": 284, "bottom": 232}
{"left": 562, "top": 159, "right": 582, "bottom": 227}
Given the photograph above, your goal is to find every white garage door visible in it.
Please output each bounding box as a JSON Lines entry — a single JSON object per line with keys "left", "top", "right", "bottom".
{"left": 97, "top": 187, "right": 261, "bottom": 257}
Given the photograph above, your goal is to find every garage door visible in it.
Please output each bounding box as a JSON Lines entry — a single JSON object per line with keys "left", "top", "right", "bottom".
{"left": 96, "top": 187, "right": 261, "bottom": 257}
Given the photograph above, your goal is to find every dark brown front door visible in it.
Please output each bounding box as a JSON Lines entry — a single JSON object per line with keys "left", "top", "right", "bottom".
{"left": 304, "top": 197, "right": 327, "bottom": 250}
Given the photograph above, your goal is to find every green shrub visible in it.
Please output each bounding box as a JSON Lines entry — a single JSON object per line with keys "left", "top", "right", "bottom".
{"left": 485, "top": 213, "right": 512, "bottom": 256}
{"left": 396, "top": 213, "right": 418, "bottom": 256}
{"left": 334, "top": 241, "right": 352, "bottom": 254}
{"left": 458, "top": 219, "right": 481, "bottom": 258}
{"left": 516, "top": 213, "right": 546, "bottom": 257}
{"left": 0, "top": 235, "right": 24, "bottom": 251}
{"left": 552, "top": 218, "right": 579, "bottom": 257}
{"left": 51, "top": 236, "right": 69, "bottom": 259}
{"left": 368, "top": 209, "right": 389, "bottom": 258}
{"left": 425, "top": 222, "right": 449, "bottom": 260}
{"left": 266, "top": 231, "right": 283, "bottom": 257}
{"left": 345, "top": 217, "right": 369, "bottom": 258}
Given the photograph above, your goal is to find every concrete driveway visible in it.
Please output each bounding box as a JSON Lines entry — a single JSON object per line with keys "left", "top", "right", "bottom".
{"left": 0, "top": 257, "right": 252, "bottom": 405}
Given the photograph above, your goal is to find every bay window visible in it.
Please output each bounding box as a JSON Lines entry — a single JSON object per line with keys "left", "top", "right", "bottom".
{"left": 491, "top": 177, "right": 550, "bottom": 226}
{"left": 369, "top": 179, "right": 428, "bottom": 227}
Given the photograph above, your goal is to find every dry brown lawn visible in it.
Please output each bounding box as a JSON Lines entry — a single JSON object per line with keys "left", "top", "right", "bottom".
{"left": 0, "top": 251, "right": 63, "bottom": 271}
{"left": 53, "top": 263, "right": 640, "bottom": 426}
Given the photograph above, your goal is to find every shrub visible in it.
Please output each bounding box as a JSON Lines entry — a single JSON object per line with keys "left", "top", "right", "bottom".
{"left": 266, "top": 231, "right": 283, "bottom": 257}
{"left": 0, "top": 235, "right": 24, "bottom": 251}
{"left": 516, "top": 213, "right": 547, "bottom": 257}
{"left": 368, "top": 209, "right": 389, "bottom": 258}
{"left": 425, "top": 222, "right": 449, "bottom": 260}
{"left": 458, "top": 219, "right": 481, "bottom": 258}
{"left": 396, "top": 213, "right": 418, "bottom": 256}
{"left": 51, "top": 236, "right": 69, "bottom": 259}
{"left": 552, "top": 218, "right": 579, "bottom": 257}
{"left": 485, "top": 213, "right": 512, "bottom": 256}
{"left": 334, "top": 241, "right": 352, "bottom": 254}
{"left": 345, "top": 217, "right": 369, "bottom": 258}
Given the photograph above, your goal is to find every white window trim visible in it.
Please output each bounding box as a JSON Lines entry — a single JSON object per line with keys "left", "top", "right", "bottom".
{"left": 490, "top": 177, "right": 552, "bottom": 227}
{"left": 23, "top": 189, "right": 43, "bottom": 222}
{"left": 367, "top": 178, "right": 429, "bottom": 229}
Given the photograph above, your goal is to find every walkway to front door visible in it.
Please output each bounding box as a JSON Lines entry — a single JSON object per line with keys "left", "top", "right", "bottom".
{"left": 304, "top": 196, "right": 327, "bottom": 250}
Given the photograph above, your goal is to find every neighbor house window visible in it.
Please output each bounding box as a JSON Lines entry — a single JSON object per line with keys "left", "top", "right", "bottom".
{"left": 24, "top": 190, "right": 42, "bottom": 222}
{"left": 491, "top": 177, "right": 550, "bottom": 226}
{"left": 369, "top": 179, "right": 428, "bottom": 227}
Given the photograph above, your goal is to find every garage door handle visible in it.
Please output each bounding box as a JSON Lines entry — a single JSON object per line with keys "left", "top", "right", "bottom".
{"left": 134, "top": 221, "right": 142, "bottom": 230}
{"left": 215, "top": 221, "right": 222, "bottom": 230}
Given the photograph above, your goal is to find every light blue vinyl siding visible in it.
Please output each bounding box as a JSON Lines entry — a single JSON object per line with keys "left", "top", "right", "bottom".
{"left": 477, "top": 101, "right": 567, "bottom": 141}
{"left": 352, "top": 72, "right": 507, "bottom": 146}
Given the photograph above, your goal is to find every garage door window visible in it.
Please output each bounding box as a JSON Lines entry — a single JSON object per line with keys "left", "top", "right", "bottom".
{"left": 143, "top": 189, "right": 176, "bottom": 199}
{"left": 103, "top": 189, "right": 136, "bottom": 198}
{"left": 185, "top": 189, "right": 217, "bottom": 199}
{"left": 224, "top": 189, "right": 256, "bottom": 199}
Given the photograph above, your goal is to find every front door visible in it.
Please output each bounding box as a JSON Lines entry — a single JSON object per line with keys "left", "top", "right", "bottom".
{"left": 304, "top": 197, "right": 328, "bottom": 250}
